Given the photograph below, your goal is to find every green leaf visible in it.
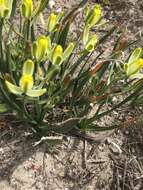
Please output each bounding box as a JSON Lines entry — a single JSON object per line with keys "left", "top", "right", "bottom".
{"left": 0, "top": 103, "right": 8, "bottom": 113}
{"left": 34, "top": 0, "right": 49, "bottom": 17}
{"left": 57, "top": 21, "right": 70, "bottom": 49}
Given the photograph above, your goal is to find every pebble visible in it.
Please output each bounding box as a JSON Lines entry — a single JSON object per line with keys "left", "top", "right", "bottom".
{"left": 0, "top": 148, "right": 4, "bottom": 154}
{"left": 107, "top": 138, "right": 122, "bottom": 155}
{"left": 49, "top": 0, "right": 55, "bottom": 9}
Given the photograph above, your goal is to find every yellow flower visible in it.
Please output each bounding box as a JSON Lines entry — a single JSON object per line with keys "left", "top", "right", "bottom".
{"left": 19, "top": 74, "right": 33, "bottom": 93}
{"left": 52, "top": 45, "right": 63, "bottom": 65}
{"left": 21, "top": 0, "right": 33, "bottom": 19}
{"left": 125, "top": 48, "right": 143, "bottom": 78}
{"left": 0, "top": 0, "right": 10, "bottom": 18}
{"left": 125, "top": 58, "right": 143, "bottom": 77}
{"left": 5, "top": 60, "right": 46, "bottom": 97}
{"left": 47, "top": 13, "right": 57, "bottom": 32}
{"left": 85, "top": 34, "right": 98, "bottom": 52}
{"left": 51, "top": 43, "right": 75, "bottom": 65}
{"left": 32, "top": 35, "right": 51, "bottom": 62}
{"left": 85, "top": 4, "right": 102, "bottom": 28}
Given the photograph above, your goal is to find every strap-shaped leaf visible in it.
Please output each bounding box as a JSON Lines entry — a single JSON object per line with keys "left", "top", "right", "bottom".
{"left": 0, "top": 103, "right": 8, "bottom": 113}
{"left": 5, "top": 80, "right": 23, "bottom": 95}
{"left": 26, "top": 88, "right": 46, "bottom": 97}
{"left": 22, "top": 59, "right": 34, "bottom": 75}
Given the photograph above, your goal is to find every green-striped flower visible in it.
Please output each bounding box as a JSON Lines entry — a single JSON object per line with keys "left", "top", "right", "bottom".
{"left": 5, "top": 60, "right": 46, "bottom": 97}
{"left": 32, "top": 35, "right": 51, "bottom": 62}
{"left": 0, "top": 0, "right": 11, "bottom": 19}
{"left": 85, "top": 4, "right": 102, "bottom": 28}
{"left": 21, "top": 0, "right": 33, "bottom": 19}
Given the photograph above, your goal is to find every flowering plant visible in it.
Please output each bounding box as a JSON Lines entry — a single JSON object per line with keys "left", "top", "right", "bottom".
{"left": 0, "top": 0, "right": 142, "bottom": 138}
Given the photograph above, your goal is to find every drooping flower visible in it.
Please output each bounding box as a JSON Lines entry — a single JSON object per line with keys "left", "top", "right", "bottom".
{"left": 125, "top": 58, "right": 143, "bottom": 77}
{"left": 124, "top": 48, "right": 143, "bottom": 78}
{"left": 51, "top": 43, "right": 75, "bottom": 65}
{"left": 32, "top": 35, "right": 51, "bottom": 62}
{"left": 0, "top": 0, "right": 11, "bottom": 19}
{"left": 47, "top": 13, "right": 57, "bottom": 32}
{"left": 85, "top": 4, "right": 102, "bottom": 28}
{"left": 85, "top": 34, "right": 98, "bottom": 52}
{"left": 21, "top": 0, "right": 33, "bottom": 19}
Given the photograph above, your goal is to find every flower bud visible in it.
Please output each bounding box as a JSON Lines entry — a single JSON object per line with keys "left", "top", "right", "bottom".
{"left": 21, "top": 0, "right": 33, "bottom": 19}
{"left": 47, "top": 13, "right": 57, "bottom": 32}
{"left": 125, "top": 58, "right": 143, "bottom": 77}
{"left": 0, "top": 0, "right": 10, "bottom": 19}
{"left": 85, "top": 4, "right": 101, "bottom": 28}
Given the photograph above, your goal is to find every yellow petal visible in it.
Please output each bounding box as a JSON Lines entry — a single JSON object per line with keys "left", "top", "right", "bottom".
{"left": 19, "top": 75, "right": 34, "bottom": 93}
{"left": 52, "top": 45, "right": 63, "bottom": 65}
{"left": 22, "top": 59, "right": 34, "bottom": 76}
{"left": 126, "top": 58, "right": 143, "bottom": 76}
{"left": 5, "top": 80, "right": 23, "bottom": 95}
{"left": 26, "top": 88, "right": 46, "bottom": 97}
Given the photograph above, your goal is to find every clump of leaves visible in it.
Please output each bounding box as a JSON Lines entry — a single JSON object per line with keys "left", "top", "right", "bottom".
{"left": 0, "top": 0, "right": 142, "bottom": 138}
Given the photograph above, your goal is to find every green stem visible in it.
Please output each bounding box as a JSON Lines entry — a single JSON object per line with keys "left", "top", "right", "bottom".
{"left": 0, "top": 19, "right": 4, "bottom": 64}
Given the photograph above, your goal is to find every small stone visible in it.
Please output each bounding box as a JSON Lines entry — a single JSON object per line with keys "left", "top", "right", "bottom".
{"left": 56, "top": 8, "right": 62, "bottom": 13}
{"left": 48, "top": 0, "right": 55, "bottom": 9}
{"left": 109, "top": 141, "right": 122, "bottom": 155}
{"left": 0, "top": 148, "right": 4, "bottom": 154}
